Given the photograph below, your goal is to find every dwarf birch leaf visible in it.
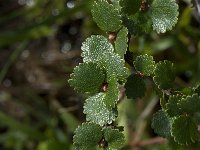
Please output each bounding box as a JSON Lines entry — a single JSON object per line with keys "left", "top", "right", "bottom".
{"left": 151, "top": 0, "right": 179, "bottom": 33}
{"left": 73, "top": 122, "right": 102, "bottom": 149}
{"left": 151, "top": 110, "right": 171, "bottom": 138}
{"left": 104, "top": 127, "right": 125, "bottom": 149}
{"left": 124, "top": 74, "right": 146, "bottom": 99}
{"left": 153, "top": 60, "right": 175, "bottom": 90}
{"left": 172, "top": 116, "right": 199, "bottom": 145}
{"left": 81, "top": 35, "right": 114, "bottom": 62}
{"left": 134, "top": 54, "right": 156, "bottom": 76}
{"left": 92, "top": 0, "right": 122, "bottom": 32}
{"left": 178, "top": 94, "right": 200, "bottom": 114}
{"left": 166, "top": 95, "right": 184, "bottom": 117}
{"left": 98, "top": 52, "right": 129, "bottom": 83}
{"left": 84, "top": 93, "right": 117, "bottom": 126}
{"left": 81, "top": 35, "right": 129, "bottom": 83}
{"left": 115, "top": 27, "right": 128, "bottom": 59}
{"left": 68, "top": 62, "right": 105, "bottom": 95}
{"left": 105, "top": 77, "right": 119, "bottom": 109}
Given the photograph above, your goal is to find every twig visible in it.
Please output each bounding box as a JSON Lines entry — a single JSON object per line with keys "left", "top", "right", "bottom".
{"left": 130, "top": 96, "right": 158, "bottom": 146}
{"left": 136, "top": 137, "right": 167, "bottom": 147}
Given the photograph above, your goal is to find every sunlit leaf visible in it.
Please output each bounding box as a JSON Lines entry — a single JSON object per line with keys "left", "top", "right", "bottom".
{"left": 84, "top": 93, "right": 117, "bottom": 126}
{"left": 150, "top": 0, "right": 179, "bottom": 33}
{"left": 81, "top": 35, "right": 114, "bottom": 62}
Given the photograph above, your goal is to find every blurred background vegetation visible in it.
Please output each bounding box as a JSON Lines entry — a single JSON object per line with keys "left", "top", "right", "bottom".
{"left": 0, "top": 0, "right": 199, "bottom": 149}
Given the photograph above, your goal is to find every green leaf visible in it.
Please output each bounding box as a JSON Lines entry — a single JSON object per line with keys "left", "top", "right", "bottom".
{"left": 84, "top": 93, "right": 117, "bottom": 126}
{"left": 81, "top": 35, "right": 114, "bottom": 62}
{"left": 172, "top": 116, "right": 199, "bottom": 145}
{"left": 166, "top": 95, "right": 184, "bottom": 117}
{"left": 153, "top": 60, "right": 175, "bottom": 90}
{"left": 104, "top": 127, "right": 125, "bottom": 149}
{"left": 68, "top": 62, "right": 105, "bottom": 95}
{"left": 73, "top": 122, "right": 102, "bottom": 149}
{"left": 105, "top": 77, "right": 119, "bottom": 109}
{"left": 150, "top": 0, "right": 179, "bottom": 33}
{"left": 114, "top": 27, "right": 128, "bottom": 59}
{"left": 134, "top": 54, "right": 156, "bottom": 76}
{"left": 81, "top": 35, "right": 129, "bottom": 83}
{"left": 124, "top": 74, "right": 146, "bottom": 99}
{"left": 91, "top": 0, "right": 122, "bottom": 32}
{"left": 178, "top": 94, "right": 200, "bottom": 114}
{"left": 151, "top": 110, "right": 171, "bottom": 138}
{"left": 98, "top": 52, "right": 129, "bottom": 83}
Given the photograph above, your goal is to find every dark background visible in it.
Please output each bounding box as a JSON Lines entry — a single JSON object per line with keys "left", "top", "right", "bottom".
{"left": 0, "top": 0, "right": 199, "bottom": 149}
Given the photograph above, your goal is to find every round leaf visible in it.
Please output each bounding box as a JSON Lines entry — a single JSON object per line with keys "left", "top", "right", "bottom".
{"left": 73, "top": 122, "right": 103, "bottom": 149}
{"left": 153, "top": 60, "right": 175, "bottom": 90}
{"left": 68, "top": 62, "right": 105, "bottom": 95}
{"left": 134, "top": 54, "right": 156, "bottom": 76}
{"left": 84, "top": 93, "right": 117, "bottom": 126}
{"left": 178, "top": 94, "right": 200, "bottom": 114}
{"left": 98, "top": 52, "right": 129, "bottom": 83}
{"left": 166, "top": 95, "right": 184, "bottom": 117}
{"left": 172, "top": 116, "right": 199, "bottom": 145}
{"left": 91, "top": 0, "right": 122, "bottom": 32}
{"left": 81, "top": 35, "right": 114, "bottom": 62}
{"left": 151, "top": 110, "right": 171, "bottom": 138}
{"left": 151, "top": 0, "right": 179, "bottom": 33}
{"left": 104, "top": 127, "right": 125, "bottom": 149}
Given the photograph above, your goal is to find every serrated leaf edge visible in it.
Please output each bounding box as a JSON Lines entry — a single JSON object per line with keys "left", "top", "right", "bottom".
{"left": 92, "top": 0, "right": 122, "bottom": 32}
{"left": 68, "top": 62, "right": 105, "bottom": 94}
{"left": 133, "top": 54, "right": 156, "bottom": 76}
{"left": 153, "top": 60, "right": 175, "bottom": 90}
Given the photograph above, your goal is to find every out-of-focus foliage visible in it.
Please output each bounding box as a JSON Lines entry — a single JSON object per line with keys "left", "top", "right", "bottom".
{"left": 0, "top": 0, "right": 200, "bottom": 150}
